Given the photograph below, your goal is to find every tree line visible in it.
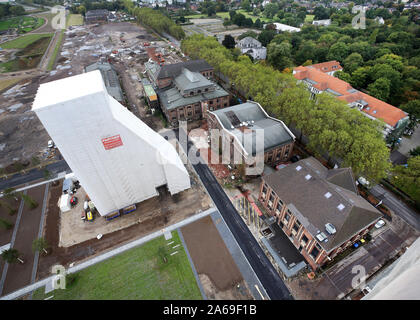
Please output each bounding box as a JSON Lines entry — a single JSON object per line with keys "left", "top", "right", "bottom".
{"left": 123, "top": 0, "right": 185, "bottom": 40}
{"left": 181, "top": 34, "right": 391, "bottom": 183}
{"left": 234, "top": 9, "right": 420, "bottom": 132}
{"left": 0, "top": 3, "right": 25, "bottom": 19}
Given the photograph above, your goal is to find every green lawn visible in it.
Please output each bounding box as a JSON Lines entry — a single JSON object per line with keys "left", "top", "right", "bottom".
{"left": 66, "top": 14, "right": 84, "bottom": 27}
{"left": 305, "top": 14, "right": 315, "bottom": 23}
{"left": 32, "top": 231, "right": 202, "bottom": 300}
{"left": 185, "top": 14, "right": 208, "bottom": 19}
{"left": 215, "top": 10, "right": 272, "bottom": 23}
{"left": 0, "top": 77, "right": 23, "bottom": 92}
{"left": 0, "top": 16, "right": 44, "bottom": 32}
{"left": 186, "top": 10, "right": 272, "bottom": 23}
{"left": 1, "top": 33, "right": 53, "bottom": 49}
{"left": 47, "top": 31, "right": 64, "bottom": 71}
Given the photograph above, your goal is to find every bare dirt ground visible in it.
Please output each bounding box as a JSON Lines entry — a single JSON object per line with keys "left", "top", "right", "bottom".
{"left": 180, "top": 215, "right": 253, "bottom": 300}
{"left": 0, "top": 21, "right": 167, "bottom": 170}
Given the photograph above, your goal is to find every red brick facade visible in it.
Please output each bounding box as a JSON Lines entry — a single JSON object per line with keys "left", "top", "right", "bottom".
{"left": 206, "top": 112, "right": 294, "bottom": 168}
{"left": 258, "top": 180, "right": 375, "bottom": 270}
{"left": 165, "top": 95, "right": 230, "bottom": 126}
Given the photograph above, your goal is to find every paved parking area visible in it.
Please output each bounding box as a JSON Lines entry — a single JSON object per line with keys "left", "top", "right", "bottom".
{"left": 287, "top": 213, "right": 419, "bottom": 300}
{"left": 397, "top": 126, "right": 420, "bottom": 156}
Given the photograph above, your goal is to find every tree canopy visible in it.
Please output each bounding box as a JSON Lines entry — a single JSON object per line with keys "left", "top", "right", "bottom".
{"left": 181, "top": 35, "right": 391, "bottom": 182}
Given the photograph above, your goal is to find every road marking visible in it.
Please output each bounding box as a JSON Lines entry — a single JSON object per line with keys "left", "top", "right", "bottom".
{"left": 254, "top": 285, "right": 265, "bottom": 300}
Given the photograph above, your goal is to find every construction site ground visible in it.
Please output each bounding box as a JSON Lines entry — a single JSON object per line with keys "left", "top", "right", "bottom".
{"left": 59, "top": 163, "right": 212, "bottom": 247}
{"left": 182, "top": 18, "right": 261, "bottom": 41}
{"left": 0, "top": 20, "right": 181, "bottom": 171}
{"left": 180, "top": 215, "right": 253, "bottom": 300}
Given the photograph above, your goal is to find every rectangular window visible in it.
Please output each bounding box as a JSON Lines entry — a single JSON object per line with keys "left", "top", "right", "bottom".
{"left": 293, "top": 221, "right": 301, "bottom": 233}
{"left": 310, "top": 245, "right": 320, "bottom": 260}
{"left": 269, "top": 192, "right": 275, "bottom": 202}
{"left": 301, "top": 234, "right": 308, "bottom": 245}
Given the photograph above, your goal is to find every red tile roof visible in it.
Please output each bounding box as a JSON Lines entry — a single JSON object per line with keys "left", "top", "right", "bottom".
{"left": 293, "top": 65, "right": 407, "bottom": 127}
{"left": 308, "top": 61, "right": 343, "bottom": 73}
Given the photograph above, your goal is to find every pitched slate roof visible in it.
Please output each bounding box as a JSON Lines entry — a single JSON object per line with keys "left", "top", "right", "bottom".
{"left": 85, "top": 62, "right": 123, "bottom": 102}
{"left": 157, "top": 60, "right": 213, "bottom": 80}
{"left": 237, "top": 36, "right": 263, "bottom": 49}
{"left": 157, "top": 83, "right": 228, "bottom": 111}
{"left": 263, "top": 157, "right": 381, "bottom": 252}
{"left": 209, "top": 101, "right": 295, "bottom": 155}
{"left": 307, "top": 60, "right": 342, "bottom": 73}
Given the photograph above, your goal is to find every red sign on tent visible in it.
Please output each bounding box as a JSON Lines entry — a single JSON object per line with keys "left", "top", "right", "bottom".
{"left": 102, "top": 135, "right": 123, "bottom": 150}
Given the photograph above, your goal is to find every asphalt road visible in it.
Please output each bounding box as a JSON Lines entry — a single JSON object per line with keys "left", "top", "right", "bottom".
{"left": 371, "top": 184, "right": 420, "bottom": 231}
{"left": 191, "top": 153, "right": 293, "bottom": 300}
{"left": 0, "top": 160, "right": 70, "bottom": 191}
{"left": 166, "top": 128, "right": 292, "bottom": 300}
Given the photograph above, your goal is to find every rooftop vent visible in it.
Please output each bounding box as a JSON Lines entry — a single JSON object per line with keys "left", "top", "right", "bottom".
{"left": 337, "top": 203, "right": 345, "bottom": 211}
{"left": 324, "top": 192, "right": 332, "bottom": 199}
{"left": 316, "top": 232, "right": 327, "bottom": 242}
{"left": 325, "top": 223, "right": 336, "bottom": 235}
{"left": 305, "top": 174, "right": 312, "bottom": 180}
{"left": 296, "top": 166, "right": 302, "bottom": 171}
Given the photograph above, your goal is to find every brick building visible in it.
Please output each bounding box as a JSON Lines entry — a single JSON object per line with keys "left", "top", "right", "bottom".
{"left": 206, "top": 101, "right": 295, "bottom": 167}
{"left": 145, "top": 59, "right": 214, "bottom": 89}
{"left": 259, "top": 157, "right": 381, "bottom": 270}
{"left": 157, "top": 68, "right": 229, "bottom": 125}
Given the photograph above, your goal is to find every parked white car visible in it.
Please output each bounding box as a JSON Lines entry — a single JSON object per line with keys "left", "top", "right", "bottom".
{"left": 375, "top": 219, "right": 385, "bottom": 229}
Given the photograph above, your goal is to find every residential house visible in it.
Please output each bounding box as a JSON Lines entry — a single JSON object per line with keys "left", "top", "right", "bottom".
{"left": 259, "top": 157, "right": 381, "bottom": 270}
{"left": 85, "top": 9, "right": 109, "bottom": 24}
{"left": 305, "top": 61, "right": 343, "bottom": 76}
{"left": 312, "top": 19, "right": 332, "bottom": 26}
{"left": 293, "top": 64, "right": 409, "bottom": 137}
{"left": 237, "top": 37, "right": 267, "bottom": 60}
{"left": 206, "top": 101, "right": 295, "bottom": 167}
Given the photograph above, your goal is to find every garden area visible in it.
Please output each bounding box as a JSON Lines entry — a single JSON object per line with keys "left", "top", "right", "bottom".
{"left": 0, "top": 33, "right": 52, "bottom": 73}
{"left": 32, "top": 231, "right": 203, "bottom": 300}
{"left": 0, "top": 16, "right": 44, "bottom": 33}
